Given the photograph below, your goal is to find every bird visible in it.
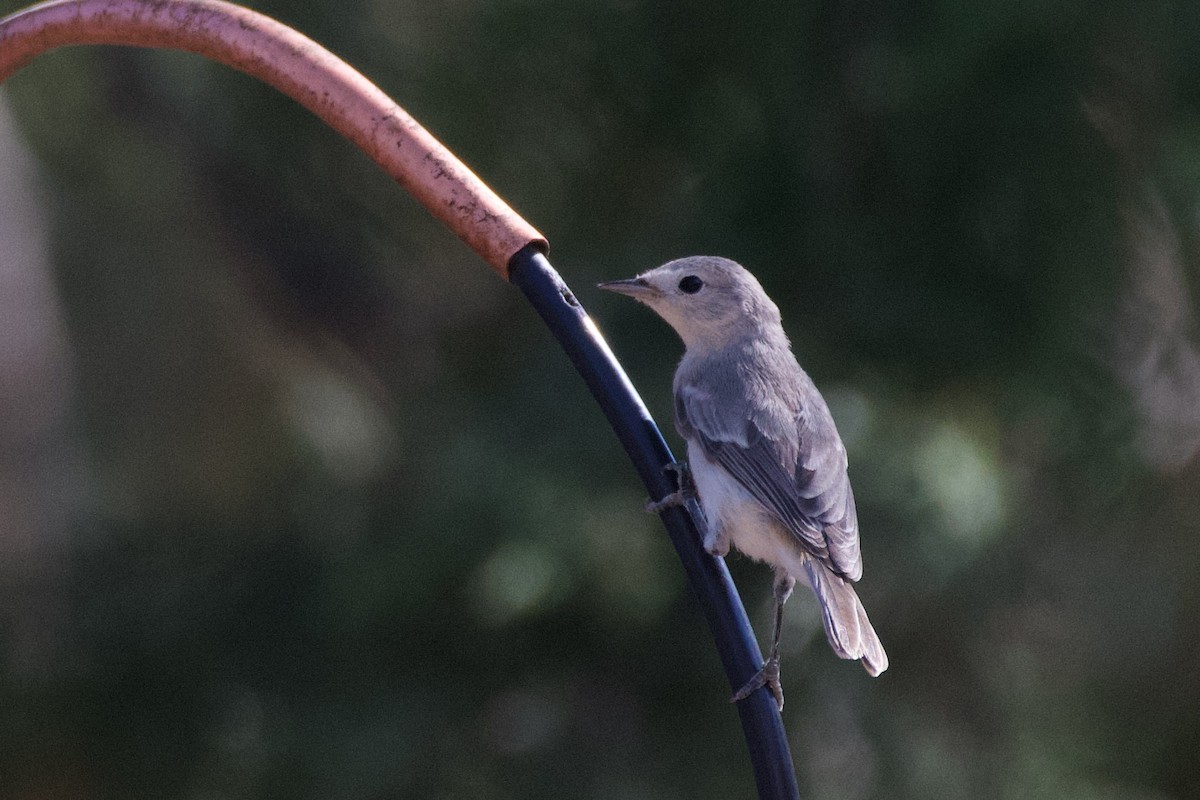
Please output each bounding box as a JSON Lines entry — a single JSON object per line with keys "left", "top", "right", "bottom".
{"left": 598, "top": 256, "right": 887, "bottom": 709}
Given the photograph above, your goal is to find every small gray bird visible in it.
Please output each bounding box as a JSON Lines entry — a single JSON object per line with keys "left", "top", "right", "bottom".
{"left": 599, "top": 256, "right": 887, "bottom": 708}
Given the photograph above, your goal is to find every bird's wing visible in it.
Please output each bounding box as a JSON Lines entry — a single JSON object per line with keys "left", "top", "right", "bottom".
{"left": 675, "top": 376, "right": 862, "bottom": 581}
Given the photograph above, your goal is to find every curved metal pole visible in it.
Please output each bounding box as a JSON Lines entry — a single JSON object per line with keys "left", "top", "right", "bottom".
{"left": 0, "top": 0, "right": 546, "bottom": 275}
{"left": 0, "top": 1, "right": 800, "bottom": 796}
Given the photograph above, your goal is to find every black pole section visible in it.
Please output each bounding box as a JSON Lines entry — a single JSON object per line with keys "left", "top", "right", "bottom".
{"left": 508, "top": 245, "right": 801, "bottom": 800}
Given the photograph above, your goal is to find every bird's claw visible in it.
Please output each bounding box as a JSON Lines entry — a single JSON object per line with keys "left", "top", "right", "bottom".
{"left": 730, "top": 654, "right": 784, "bottom": 711}
{"left": 644, "top": 493, "right": 685, "bottom": 514}
{"left": 644, "top": 462, "right": 697, "bottom": 514}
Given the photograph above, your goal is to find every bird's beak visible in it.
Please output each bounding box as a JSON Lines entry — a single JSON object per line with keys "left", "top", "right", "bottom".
{"left": 597, "top": 276, "right": 657, "bottom": 298}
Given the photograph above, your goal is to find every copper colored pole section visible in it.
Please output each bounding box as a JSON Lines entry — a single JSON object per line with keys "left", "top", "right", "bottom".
{"left": 0, "top": 0, "right": 547, "bottom": 277}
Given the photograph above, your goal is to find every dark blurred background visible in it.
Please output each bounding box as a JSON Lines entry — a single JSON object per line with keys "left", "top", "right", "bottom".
{"left": 3, "top": 0, "right": 1200, "bottom": 797}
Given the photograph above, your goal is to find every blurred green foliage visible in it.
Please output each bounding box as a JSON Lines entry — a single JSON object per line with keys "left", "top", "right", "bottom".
{"left": 3, "top": 0, "right": 1200, "bottom": 798}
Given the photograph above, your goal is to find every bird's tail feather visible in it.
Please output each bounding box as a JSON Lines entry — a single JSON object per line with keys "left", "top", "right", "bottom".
{"left": 803, "top": 559, "right": 888, "bottom": 677}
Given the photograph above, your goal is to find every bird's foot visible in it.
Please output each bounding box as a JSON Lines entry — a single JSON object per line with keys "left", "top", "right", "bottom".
{"left": 731, "top": 653, "right": 784, "bottom": 711}
{"left": 644, "top": 462, "right": 697, "bottom": 514}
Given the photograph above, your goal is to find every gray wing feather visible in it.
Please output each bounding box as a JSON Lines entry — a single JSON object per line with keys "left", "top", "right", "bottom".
{"left": 676, "top": 368, "right": 862, "bottom": 581}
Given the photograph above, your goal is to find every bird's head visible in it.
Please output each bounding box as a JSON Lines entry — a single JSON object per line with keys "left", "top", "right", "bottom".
{"left": 598, "top": 256, "right": 783, "bottom": 352}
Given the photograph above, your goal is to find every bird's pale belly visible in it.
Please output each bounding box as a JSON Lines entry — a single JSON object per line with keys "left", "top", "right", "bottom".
{"left": 687, "top": 441, "right": 809, "bottom": 584}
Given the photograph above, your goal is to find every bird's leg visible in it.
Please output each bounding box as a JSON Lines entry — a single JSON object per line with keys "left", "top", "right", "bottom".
{"left": 644, "top": 461, "right": 698, "bottom": 514}
{"left": 644, "top": 463, "right": 727, "bottom": 555}
{"left": 732, "top": 572, "right": 795, "bottom": 711}
{"left": 700, "top": 518, "right": 729, "bottom": 557}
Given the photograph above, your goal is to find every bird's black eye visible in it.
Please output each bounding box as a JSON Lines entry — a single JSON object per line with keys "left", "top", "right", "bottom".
{"left": 678, "top": 275, "right": 703, "bottom": 294}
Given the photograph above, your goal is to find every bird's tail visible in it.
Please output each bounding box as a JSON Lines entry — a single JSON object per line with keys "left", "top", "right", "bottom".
{"left": 802, "top": 559, "right": 888, "bottom": 677}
